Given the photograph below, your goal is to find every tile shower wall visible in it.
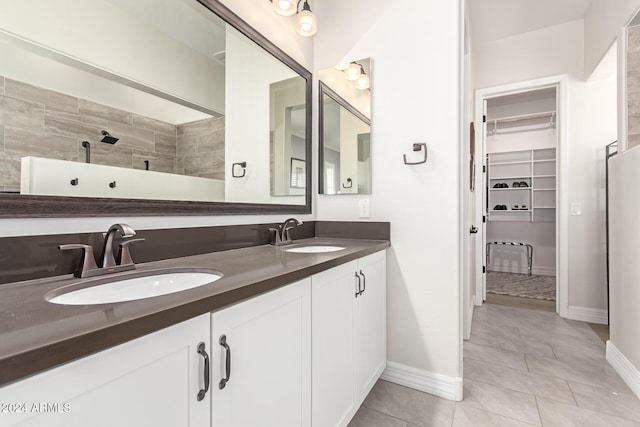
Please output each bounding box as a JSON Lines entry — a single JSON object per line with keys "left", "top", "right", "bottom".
{"left": 176, "top": 116, "right": 225, "bottom": 180}
{"left": 628, "top": 25, "right": 640, "bottom": 149}
{"left": 0, "top": 75, "right": 224, "bottom": 192}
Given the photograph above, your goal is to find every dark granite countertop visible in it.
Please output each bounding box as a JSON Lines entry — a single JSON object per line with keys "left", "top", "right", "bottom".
{"left": 0, "top": 237, "right": 389, "bottom": 386}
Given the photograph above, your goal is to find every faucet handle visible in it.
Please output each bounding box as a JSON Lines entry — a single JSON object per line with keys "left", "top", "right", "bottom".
{"left": 268, "top": 227, "right": 282, "bottom": 246}
{"left": 59, "top": 244, "right": 99, "bottom": 278}
{"left": 116, "top": 238, "right": 145, "bottom": 266}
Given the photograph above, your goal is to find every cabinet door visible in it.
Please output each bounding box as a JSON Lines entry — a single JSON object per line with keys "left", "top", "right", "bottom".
{"left": 211, "top": 278, "right": 311, "bottom": 427}
{"left": 312, "top": 261, "right": 358, "bottom": 427}
{"left": 0, "top": 314, "right": 210, "bottom": 427}
{"left": 354, "top": 251, "right": 387, "bottom": 402}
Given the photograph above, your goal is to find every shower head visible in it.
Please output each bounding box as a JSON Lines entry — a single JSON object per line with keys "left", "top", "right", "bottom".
{"left": 100, "top": 130, "right": 119, "bottom": 144}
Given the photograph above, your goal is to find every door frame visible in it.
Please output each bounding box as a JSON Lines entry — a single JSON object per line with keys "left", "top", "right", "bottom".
{"left": 473, "top": 75, "right": 569, "bottom": 318}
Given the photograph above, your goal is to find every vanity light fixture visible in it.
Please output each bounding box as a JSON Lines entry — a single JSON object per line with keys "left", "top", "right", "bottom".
{"left": 354, "top": 65, "right": 370, "bottom": 90}
{"left": 272, "top": 0, "right": 297, "bottom": 16}
{"left": 270, "top": 0, "right": 317, "bottom": 37}
{"left": 344, "top": 62, "right": 362, "bottom": 81}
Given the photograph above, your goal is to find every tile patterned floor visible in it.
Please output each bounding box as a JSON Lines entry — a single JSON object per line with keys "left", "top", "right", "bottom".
{"left": 349, "top": 302, "right": 640, "bottom": 427}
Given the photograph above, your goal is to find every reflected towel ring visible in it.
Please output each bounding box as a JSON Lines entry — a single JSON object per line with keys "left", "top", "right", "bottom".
{"left": 232, "top": 162, "right": 247, "bottom": 178}
{"left": 342, "top": 178, "right": 353, "bottom": 188}
{"left": 403, "top": 142, "right": 427, "bottom": 165}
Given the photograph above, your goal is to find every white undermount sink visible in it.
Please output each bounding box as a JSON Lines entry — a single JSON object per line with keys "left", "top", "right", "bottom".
{"left": 284, "top": 245, "right": 345, "bottom": 253}
{"left": 47, "top": 270, "right": 223, "bottom": 305}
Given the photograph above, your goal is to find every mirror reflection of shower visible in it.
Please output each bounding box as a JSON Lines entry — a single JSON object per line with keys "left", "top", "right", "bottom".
{"left": 100, "top": 130, "right": 119, "bottom": 144}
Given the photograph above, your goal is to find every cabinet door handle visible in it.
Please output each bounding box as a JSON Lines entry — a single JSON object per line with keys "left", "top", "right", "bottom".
{"left": 355, "top": 272, "right": 361, "bottom": 298}
{"left": 197, "top": 342, "right": 210, "bottom": 401}
{"left": 359, "top": 270, "right": 366, "bottom": 296}
{"left": 219, "top": 335, "right": 231, "bottom": 389}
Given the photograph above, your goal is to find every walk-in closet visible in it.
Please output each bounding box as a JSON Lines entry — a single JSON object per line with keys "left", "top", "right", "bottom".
{"left": 485, "top": 88, "right": 557, "bottom": 302}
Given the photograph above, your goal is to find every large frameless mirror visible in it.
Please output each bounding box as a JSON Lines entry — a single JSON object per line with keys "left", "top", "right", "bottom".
{"left": 318, "top": 59, "right": 371, "bottom": 195}
{"left": 0, "top": 0, "right": 311, "bottom": 217}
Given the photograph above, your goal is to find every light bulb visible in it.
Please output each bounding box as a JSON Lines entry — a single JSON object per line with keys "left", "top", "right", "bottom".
{"left": 334, "top": 62, "right": 349, "bottom": 71}
{"left": 272, "top": 0, "right": 296, "bottom": 16}
{"left": 355, "top": 74, "right": 370, "bottom": 90}
{"left": 296, "top": 9, "right": 317, "bottom": 37}
{"left": 345, "top": 62, "right": 361, "bottom": 81}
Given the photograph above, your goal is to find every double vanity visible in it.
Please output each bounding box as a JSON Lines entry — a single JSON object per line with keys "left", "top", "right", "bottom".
{"left": 0, "top": 227, "right": 389, "bottom": 427}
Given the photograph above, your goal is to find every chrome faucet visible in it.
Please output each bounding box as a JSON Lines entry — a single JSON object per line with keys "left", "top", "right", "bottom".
{"left": 100, "top": 223, "right": 136, "bottom": 268}
{"left": 59, "top": 223, "right": 144, "bottom": 278}
{"left": 269, "top": 218, "right": 303, "bottom": 246}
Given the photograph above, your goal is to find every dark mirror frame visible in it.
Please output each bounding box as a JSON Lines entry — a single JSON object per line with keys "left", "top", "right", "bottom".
{"left": 0, "top": 0, "right": 312, "bottom": 218}
{"left": 318, "top": 81, "right": 371, "bottom": 195}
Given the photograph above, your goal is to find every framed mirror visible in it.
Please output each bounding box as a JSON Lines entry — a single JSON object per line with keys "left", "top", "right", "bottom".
{"left": 318, "top": 59, "right": 371, "bottom": 195}
{"left": 0, "top": 0, "right": 311, "bottom": 217}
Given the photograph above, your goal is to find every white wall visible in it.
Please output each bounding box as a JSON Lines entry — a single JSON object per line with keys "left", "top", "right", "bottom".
{"left": 608, "top": 145, "right": 640, "bottom": 397}
{"left": 315, "top": 0, "right": 464, "bottom": 393}
{"left": 0, "top": 0, "right": 315, "bottom": 238}
{"left": 473, "top": 20, "right": 617, "bottom": 318}
{"left": 224, "top": 26, "right": 303, "bottom": 205}
{"left": 0, "top": 0, "right": 225, "bottom": 114}
{"left": 585, "top": 0, "right": 640, "bottom": 78}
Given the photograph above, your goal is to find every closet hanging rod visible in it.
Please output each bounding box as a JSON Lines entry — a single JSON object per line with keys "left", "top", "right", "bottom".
{"left": 491, "top": 111, "right": 555, "bottom": 124}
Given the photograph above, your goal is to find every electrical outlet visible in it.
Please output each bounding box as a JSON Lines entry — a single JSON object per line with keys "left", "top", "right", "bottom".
{"left": 358, "top": 199, "right": 370, "bottom": 218}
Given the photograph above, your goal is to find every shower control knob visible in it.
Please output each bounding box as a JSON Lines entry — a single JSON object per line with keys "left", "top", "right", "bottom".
{"left": 109, "top": 181, "right": 117, "bottom": 189}
{"left": 70, "top": 178, "right": 79, "bottom": 186}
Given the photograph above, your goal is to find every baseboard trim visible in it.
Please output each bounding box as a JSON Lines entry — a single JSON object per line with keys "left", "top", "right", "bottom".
{"left": 463, "top": 298, "right": 474, "bottom": 340}
{"left": 565, "top": 305, "right": 608, "bottom": 324}
{"left": 381, "top": 361, "right": 463, "bottom": 401}
{"left": 606, "top": 341, "right": 640, "bottom": 399}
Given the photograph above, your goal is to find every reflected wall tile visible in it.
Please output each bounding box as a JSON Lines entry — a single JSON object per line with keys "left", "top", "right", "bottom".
{"left": 132, "top": 150, "right": 176, "bottom": 174}
{"left": 0, "top": 76, "right": 5, "bottom": 95}
{"left": 1, "top": 95, "right": 45, "bottom": 130}
{"left": 5, "top": 127, "right": 78, "bottom": 161}
{"left": 106, "top": 121, "right": 154, "bottom": 152}
{"left": 79, "top": 99, "right": 132, "bottom": 125}
{"left": 6, "top": 79, "right": 78, "bottom": 114}
{"left": 132, "top": 114, "right": 176, "bottom": 134}
{"left": 0, "top": 155, "right": 20, "bottom": 187}
{"left": 154, "top": 131, "right": 177, "bottom": 156}
{"left": 45, "top": 109, "right": 107, "bottom": 141}
{"left": 90, "top": 143, "right": 133, "bottom": 169}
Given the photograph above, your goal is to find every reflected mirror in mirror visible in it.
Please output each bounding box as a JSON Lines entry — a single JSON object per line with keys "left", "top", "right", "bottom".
{"left": 318, "top": 58, "right": 371, "bottom": 195}
{"left": 0, "top": 0, "right": 309, "bottom": 208}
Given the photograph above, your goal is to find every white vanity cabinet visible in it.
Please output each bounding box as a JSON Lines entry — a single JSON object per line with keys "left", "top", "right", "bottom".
{"left": 210, "top": 278, "right": 312, "bottom": 427}
{"left": 312, "top": 251, "right": 387, "bottom": 427}
{"left": 0, "top": 313, "right": 211, "bottom": 427}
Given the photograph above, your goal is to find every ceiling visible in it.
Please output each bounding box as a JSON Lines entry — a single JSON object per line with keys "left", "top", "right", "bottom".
{"left": 468, "top": 0, "right": 593, "bottom": 45}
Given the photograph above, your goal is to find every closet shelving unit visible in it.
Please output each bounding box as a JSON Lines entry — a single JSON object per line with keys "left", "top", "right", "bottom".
{"left": 486, "top": 111, "right": 557, "bottom": 222}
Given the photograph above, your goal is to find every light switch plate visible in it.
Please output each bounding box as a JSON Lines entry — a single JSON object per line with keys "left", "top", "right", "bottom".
{"left": 358, "top": 199, "right": 370, "bottom": 218}
{"left": 570, "top": 202, "right": 581, "bottom": 216}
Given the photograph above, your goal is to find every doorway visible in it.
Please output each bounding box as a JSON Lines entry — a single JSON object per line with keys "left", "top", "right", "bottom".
{"left": 474, "top": 75, "right": 569, "bottom": 317}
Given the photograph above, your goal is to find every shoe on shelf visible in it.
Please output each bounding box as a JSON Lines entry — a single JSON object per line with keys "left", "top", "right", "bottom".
{"left": 519, "top": 181, "right": 529, "bottom": 187}
{"left": 520, "top": 205, "right": 528, "bottom": 210}
{"left": 512, "top": 205, "right": 519, "bottom": 210}
{"left": 493, "top": 183, "right": 502, "bottom": 188}
{"left": 512, "top": 182, "right": 520, "bottom": 188}
{"left": 493, "top": 204, "right": 501, "bottom": 210}
{"left": 502, "top": 183, "right": 509, "bottom": 188}
{"left": 501, "top": 204, "right": 508, "bottom": 210}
